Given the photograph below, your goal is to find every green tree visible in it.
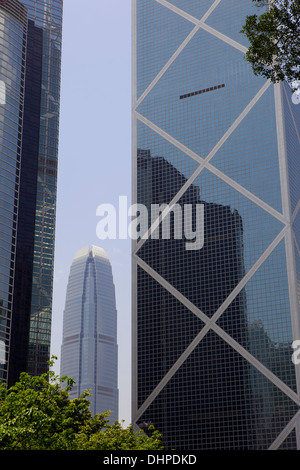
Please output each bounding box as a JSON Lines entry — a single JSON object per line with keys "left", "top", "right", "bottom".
{"left": 241, "top": 0, "right": 300, "bottom": 90}
{"left": 0, "top": 358, "right": 163, "bottom": 450}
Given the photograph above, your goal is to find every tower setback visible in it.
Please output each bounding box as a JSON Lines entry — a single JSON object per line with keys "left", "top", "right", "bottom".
{"left": 61, "top": 246, "right": 119, "bottom": 422}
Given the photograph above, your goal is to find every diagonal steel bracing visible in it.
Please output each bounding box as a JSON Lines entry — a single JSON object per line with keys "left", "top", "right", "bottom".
{"left": 132, "top": 0, "right": 300, "bottom": 449}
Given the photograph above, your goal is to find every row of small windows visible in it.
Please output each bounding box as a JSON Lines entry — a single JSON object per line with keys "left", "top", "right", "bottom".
{"left": 180, "top": 83, "right": 226, "bottom": 100}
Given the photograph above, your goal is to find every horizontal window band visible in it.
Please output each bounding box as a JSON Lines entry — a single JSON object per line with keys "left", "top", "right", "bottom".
{"left": 180, "top": 83, "right": 225, "bottom": 100}
{"left": 99, "top": 334, "right": 115, "bottom": 345}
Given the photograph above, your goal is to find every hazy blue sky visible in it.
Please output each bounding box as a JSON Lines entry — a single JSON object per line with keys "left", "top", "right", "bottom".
{"left": 50, "top": 0, "right": 132, "bottom": 425}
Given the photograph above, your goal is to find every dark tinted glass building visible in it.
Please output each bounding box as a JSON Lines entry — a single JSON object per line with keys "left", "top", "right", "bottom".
{"left": 0, "top": 0, "right": 62, "bottom": 386}
{"left": 132, "top": 0, "right": 300, "bottom": 449}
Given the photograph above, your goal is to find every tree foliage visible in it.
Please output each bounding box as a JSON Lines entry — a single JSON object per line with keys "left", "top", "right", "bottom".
{"left": 0, "top": 358, "right": 163, "bottom": 450}
{"left": 241, "top": 0, "right": 300, "bottom": 90}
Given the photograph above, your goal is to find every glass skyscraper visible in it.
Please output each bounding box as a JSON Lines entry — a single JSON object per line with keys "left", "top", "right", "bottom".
{"left": 60, "top": 246, "right": 119, "bottom": 422}
{"left": 0, "top": 0, "right": 63, "bottom": 386}
{"left": 132, "top": 0, "right": 300, "bottom": 449}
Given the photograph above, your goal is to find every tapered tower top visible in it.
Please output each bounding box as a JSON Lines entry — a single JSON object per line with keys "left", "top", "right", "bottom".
{"left": 74, "top": 245, "right": 110, "bottom": 262}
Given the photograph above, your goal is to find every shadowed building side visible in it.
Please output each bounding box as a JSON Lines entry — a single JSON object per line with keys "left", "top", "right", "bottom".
{"left": 0, "top": 0, "right": 63, "bottom": 386}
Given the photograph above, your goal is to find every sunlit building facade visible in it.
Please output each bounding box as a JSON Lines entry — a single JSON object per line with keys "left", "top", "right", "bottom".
{"left": 132, "top": 0, "right": 300, "bottom": 449}
{"left": 0, "top": 0, "right": 63, "bottom": 385}
{"left": 61, "top": 246, "right": 119, "bottom": 422}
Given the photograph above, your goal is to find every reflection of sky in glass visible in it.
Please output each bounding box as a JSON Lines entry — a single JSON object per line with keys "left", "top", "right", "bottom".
{"left": 0, "top": 5, "right": 26, "bottom": 368}
{"left": 210, "top": 85, "right": 282, "bottom": 213}
{"left": 15, "top": 0, "right": 63, "bottom": 377}
{"left": 137, "top": 28, "right": 267, "bottom": 159}
{"left": 137, "top": 0, "right": 194, "bottom": 99}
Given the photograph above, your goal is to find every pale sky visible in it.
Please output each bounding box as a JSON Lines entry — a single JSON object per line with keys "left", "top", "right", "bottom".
{"left": 50, "top": 0, "right": 132, "bottom": 425}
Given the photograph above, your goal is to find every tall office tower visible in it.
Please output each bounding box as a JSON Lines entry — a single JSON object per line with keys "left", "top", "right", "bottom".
{"left": 0, "top": 0, "right": 63, "bottom": 386}
{"left": 60, "top": 246, "right": 119, "bottom": 421}
{"left": 132, "top": 0, "right": 300, "bottom": 449}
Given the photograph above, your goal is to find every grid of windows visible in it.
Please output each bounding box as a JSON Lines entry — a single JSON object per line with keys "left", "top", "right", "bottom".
{"left": 21, "top": 0, "right": 63, "bottom": 378}
{"left": 0, "top": 0, "right": 62, "bottom": 385}
{"left": 133, "top": 0, "right": 300, "bottom": 450}
{"left": 139, "top": 331, "right": 299, "bottom": 450}
{"left": 0, "top": 0, "right": 27, "bottom": 383}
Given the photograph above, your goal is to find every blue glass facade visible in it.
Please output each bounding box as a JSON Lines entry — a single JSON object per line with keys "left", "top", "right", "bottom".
{"left": 133, "top": 0, "right": 300, "bottom": 449}
{"left": 0, "top": 0, "right": 62, "bottom": 385}
{"left": 19, "top": 0, "right": 63, "bottom": 379}
{"left": 0, "top": 0, "right": 28, "bottom": 384}
{"left": 60, "top": 246, "right": 119, "bottom": 422}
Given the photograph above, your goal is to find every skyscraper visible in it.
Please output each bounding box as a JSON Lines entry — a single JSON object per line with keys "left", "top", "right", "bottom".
{"left": 0, "top": 0, "right": 63, "bottom": 386}
{"left": 132, "top": 0, "right": 300, "bottom": 449}
{"left": 60, "top": 246, "right": 119, "bottom": 422}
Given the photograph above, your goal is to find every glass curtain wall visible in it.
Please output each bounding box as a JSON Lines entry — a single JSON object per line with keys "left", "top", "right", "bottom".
{"left": 0, "top": 0, "right": 28, "bottom": 383}
{"left": 132, "top": 0, "right": 300, "bottom": 450}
